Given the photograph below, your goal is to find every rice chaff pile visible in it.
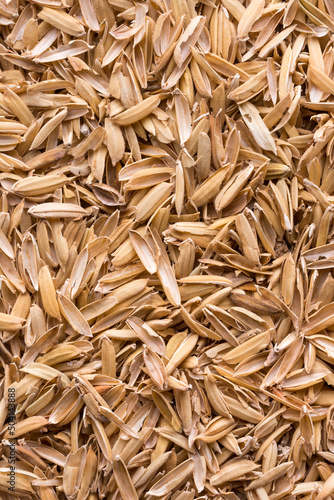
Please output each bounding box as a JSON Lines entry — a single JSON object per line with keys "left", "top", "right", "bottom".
{"left": 1, "top": 0, "right": 334, "bottom": 499}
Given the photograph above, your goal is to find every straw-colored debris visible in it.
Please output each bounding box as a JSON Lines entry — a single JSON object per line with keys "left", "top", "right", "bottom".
{"left": 0, "top": 0, "right": 334, "bottom": 499}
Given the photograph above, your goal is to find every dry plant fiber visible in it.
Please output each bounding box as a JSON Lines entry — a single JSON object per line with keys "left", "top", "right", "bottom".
{"left": 1, "top": 0, "right": 334, "bottom": 499}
